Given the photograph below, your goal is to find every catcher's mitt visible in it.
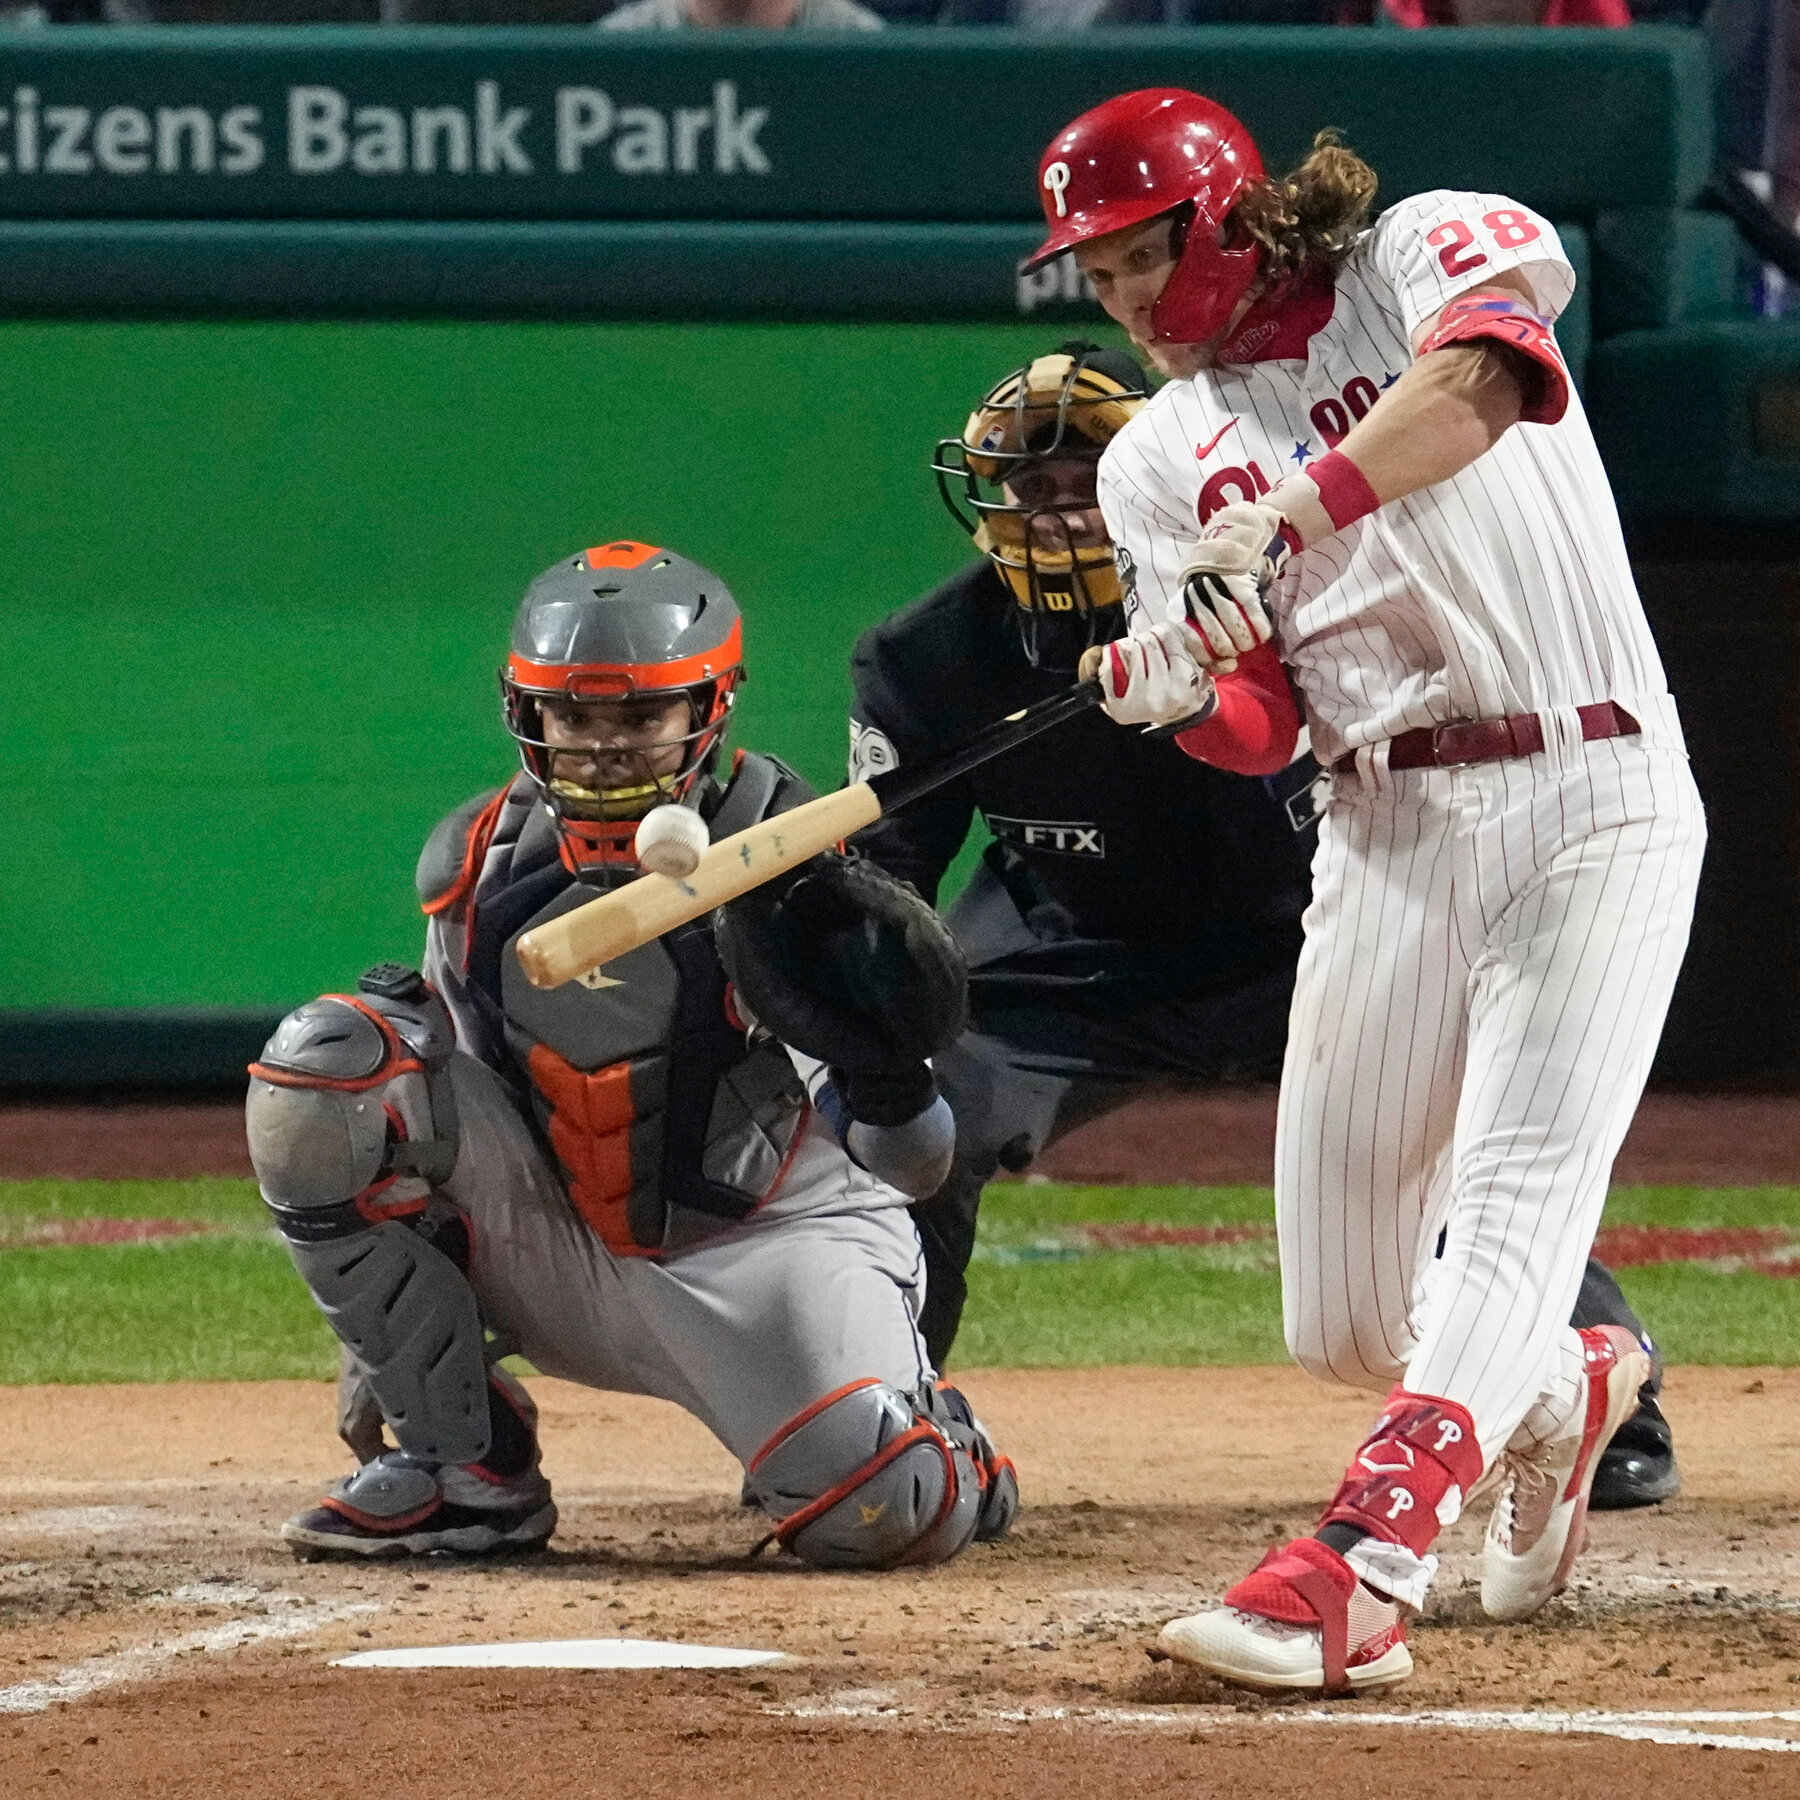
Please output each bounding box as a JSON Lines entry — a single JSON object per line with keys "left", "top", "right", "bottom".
{"left": 714, "top": 853, "right": 968, "bottom": 1073}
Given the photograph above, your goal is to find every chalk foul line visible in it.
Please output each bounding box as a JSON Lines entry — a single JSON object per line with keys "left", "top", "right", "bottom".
{"left": 0, "top": 1595, "right": 379, "bottom": 1714}
{"left": 775, "top": 1700, "right": 1800, "bottom": 1753}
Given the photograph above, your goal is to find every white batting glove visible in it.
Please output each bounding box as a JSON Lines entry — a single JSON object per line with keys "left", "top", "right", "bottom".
{"left": 1095, "top": 621, "right": 1217, "bottom": 731}
{"left": 1175, "top": 500, "right": 1290, "bottom": 673}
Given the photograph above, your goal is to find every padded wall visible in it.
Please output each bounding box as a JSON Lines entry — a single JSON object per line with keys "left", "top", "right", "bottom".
{"left": 0, "top": 318, "right": 1054, "bottom": 1013}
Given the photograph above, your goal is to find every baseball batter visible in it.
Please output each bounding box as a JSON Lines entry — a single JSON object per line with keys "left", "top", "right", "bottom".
{"left": 1024, "top": 90, "right": 1705, "bottom": 1691}
{"left": 852, "top": 339, "right": 1682, "bottom": 1517}
{"left": 245, "top": 543, "right": 1017, "bottom": 1571}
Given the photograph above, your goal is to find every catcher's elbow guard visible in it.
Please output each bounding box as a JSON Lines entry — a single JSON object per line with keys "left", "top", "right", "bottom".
{"left": 1417, "top": 291, "right": 1569, "bottom": 425}
{"left": 746, "top": 1379, "right": 1017, "bottom": 1570}
{"left": 846, "top": 1095, "right": 955, "bottom": 1200}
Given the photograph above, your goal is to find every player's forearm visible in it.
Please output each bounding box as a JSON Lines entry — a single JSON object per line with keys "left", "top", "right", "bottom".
{"left": 1328, "top": 347, "right": 1524, "bottom": 505}
{"left": 1173, "top": 642, "right": 1300, "bottom": 777}
{"left": 1265, "top": 345, "right": 1525, "bottom": 549}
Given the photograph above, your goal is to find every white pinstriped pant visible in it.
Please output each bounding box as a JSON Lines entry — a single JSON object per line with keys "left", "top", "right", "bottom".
{"left": 1275, "top": 702, "right": 1705, "bottom": 1495}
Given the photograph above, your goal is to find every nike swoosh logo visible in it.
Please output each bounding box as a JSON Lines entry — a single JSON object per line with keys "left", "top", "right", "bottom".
{"left": 1193, "top": 419, "right": 1240, "bottom": 461}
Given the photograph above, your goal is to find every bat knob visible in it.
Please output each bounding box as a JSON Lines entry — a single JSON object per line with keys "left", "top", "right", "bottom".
{"left": 514, "top": 931, "right": 561, "bottom": 990}
{"left": 1078, "top": 645, "right": 1105, "bottom": 683}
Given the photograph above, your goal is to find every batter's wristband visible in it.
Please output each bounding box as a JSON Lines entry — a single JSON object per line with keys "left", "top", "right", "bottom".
{"left": 1309, "top": 451, "right": 1382, "bottom": 534}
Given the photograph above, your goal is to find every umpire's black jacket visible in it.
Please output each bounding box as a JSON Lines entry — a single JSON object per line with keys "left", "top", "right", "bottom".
{"left": 849, "top": 561, "right": 1319, "bottom": 995}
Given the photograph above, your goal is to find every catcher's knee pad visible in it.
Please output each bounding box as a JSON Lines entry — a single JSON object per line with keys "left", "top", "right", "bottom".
{"left": 746, "top": 1378, "right": 1017, "bottom": 1571}
{"left": 246, "top": 967, "right": 488, "bottom": 1467}
{"left": 246, "top": 965, "right": 459, "bottom": 1215}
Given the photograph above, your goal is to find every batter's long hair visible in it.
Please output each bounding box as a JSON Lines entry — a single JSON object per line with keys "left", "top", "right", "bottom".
{"left": 1232, "top": 131, "right": 1379, "bottom": 281}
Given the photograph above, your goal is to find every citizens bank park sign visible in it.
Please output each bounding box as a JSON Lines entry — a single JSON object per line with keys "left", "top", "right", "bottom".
{"left": 0, "top": 32, "right": 1704, "bottom": 221}
{"left": 0, "top": 80, "right": 770, "bottom": 182}
{"left": 0, "top": 34, "right": 1071, "bottom": 220}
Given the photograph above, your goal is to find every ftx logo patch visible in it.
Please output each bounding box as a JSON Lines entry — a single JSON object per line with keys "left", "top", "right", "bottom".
{"left": 988, "top": 815, "right": 1105, "bottom": 858}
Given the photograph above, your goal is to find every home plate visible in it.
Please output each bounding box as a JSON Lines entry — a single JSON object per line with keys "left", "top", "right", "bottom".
{"left": 333, "top": 1638, "right": 786, "bottom": 1671}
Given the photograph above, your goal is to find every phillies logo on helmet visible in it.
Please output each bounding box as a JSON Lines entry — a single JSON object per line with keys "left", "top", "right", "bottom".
{"left": 1023, "top": 89, "right": 1267, "bottom": 348}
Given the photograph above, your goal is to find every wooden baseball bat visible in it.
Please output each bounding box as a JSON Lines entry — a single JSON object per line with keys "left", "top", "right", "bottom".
{"left": 514, "top": 672, "right": 1105, "bottom": 989}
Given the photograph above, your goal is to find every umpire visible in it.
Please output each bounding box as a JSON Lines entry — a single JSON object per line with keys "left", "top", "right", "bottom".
{"left": 849, "top": 340, "right": 1678, "bottom": 1511}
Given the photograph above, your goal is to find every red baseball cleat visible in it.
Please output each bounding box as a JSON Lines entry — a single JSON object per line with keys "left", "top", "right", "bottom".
{"left": 1159, "top": 1536, "right": 1411, "bottom": 1695}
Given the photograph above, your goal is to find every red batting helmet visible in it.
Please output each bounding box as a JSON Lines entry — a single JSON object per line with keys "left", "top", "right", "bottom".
{"left": 1025, "top": 89, "right": 1265, "bottom": 347}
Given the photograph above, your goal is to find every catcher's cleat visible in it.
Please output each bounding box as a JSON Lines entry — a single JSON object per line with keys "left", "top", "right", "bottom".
{"left": 1481, "top": 1325, "right": 1651, "bottom": 1621}
{"left": 1159, "top": 1536, "right": 1411, "bottom": 1696}
{"left": 1589, "top": 1392, "right": 1680, "bottom": 1511}
{"left": 283, "top": 1451, "right": 556, "bottom": 1561}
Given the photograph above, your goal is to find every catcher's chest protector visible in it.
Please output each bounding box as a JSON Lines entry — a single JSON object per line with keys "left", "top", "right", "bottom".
{"left": 499, "top": 898, "right": 806, "bottom": 1257}
{"left": 445, "top": 758, "right": 811, "bottom": 1260}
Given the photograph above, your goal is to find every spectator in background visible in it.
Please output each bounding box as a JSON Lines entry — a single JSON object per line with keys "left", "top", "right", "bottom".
{"left": 1381, "top": 0, "right": 1627, "bottom": 19}
{"left": 603, "top": 0, "right": 881, "bottom": 27}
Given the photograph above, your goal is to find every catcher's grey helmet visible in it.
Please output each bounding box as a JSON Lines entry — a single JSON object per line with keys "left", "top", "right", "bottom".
{"left": 501, "top": 541, "right": 744, "bottom": 872}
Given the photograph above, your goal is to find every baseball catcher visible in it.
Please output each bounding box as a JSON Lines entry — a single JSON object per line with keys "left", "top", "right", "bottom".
{"left": 245, "top": 542, "right": 1016, "bottom": 1569}
{"left": 851, "top": 340, "right": 1677, "bottom": 1511}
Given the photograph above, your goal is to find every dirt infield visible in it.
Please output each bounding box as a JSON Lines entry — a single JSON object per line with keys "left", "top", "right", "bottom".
{"left": 5, "top": 1087, "right": 1798, "bottom": 1184}
{"left": 6, "top": 1368, "right": 1800, "bottom": 1798}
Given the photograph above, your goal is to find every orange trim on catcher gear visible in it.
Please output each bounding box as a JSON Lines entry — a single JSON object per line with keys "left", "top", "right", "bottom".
{"left": 770, "top": 1423, "right": 959, "bottom": 1561}
{"left": 349, "top": 1106, "right": 432, "bottom": 1223}
{"left": 526, "top": 1046, "right": 650, "bottom": 1258}
{"left": 355, "top": 1182, "right": 428, "bottom": 1225}
{"left": 507, "top": 617, "right": 744, "bottom": 698}
{"left": 750, "top": 1374, "right": 965, "bottom": 1563}
{"left": 320, "top": 1493, "right": 443, "bottom": 1535}
{"left": 584, "top": 541, "right": 664, "bottom": 570}
{"left": 422, "top": 785, "right": 512, "bottom": 919}
{"left": 749, "top": 1377, "right": 885, "bottom": 1474}
{"left": 467, "top": 1373, "right": 537, "bottom": 1486}
{"left": 246, "top": 994, "right": 425, "bottom": 1094}
{"left": 555, "top": 816, "right": 642, "bottom": 876}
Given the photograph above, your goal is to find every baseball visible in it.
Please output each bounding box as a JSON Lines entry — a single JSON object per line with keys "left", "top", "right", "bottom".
{"left": 633, "top": 803, "right": 709, "bottom": 879}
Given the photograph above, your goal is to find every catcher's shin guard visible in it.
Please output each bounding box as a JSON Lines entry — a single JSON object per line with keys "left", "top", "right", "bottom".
{"left": 247, "top": 969, "right": 491, "bottom": 1468}
{"left": 745, "top": 1379, "right": 1016, "bottom": 1570}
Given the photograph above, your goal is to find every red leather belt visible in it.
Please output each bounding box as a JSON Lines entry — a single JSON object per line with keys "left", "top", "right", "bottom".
{"left": 1332, "top": 702, "right": 1641, "bottom": 775}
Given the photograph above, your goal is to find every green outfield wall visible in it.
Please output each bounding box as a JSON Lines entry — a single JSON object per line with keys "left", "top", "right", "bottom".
{"left": 1, "top": 26, "right": 1793, "bottom": 1084}
{"left": 0, "top": 317, "right": 1067, "bottom": 1017}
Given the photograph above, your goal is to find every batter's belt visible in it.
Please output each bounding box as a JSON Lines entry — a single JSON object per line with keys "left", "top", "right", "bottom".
{"left": 1331, "top": 701, "right": 1640, "bottom": 775}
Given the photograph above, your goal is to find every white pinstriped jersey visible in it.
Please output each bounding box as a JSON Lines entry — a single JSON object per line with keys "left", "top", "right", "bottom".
{"left": 1098, "top": 190, "right": 1675, "bottom": 767}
